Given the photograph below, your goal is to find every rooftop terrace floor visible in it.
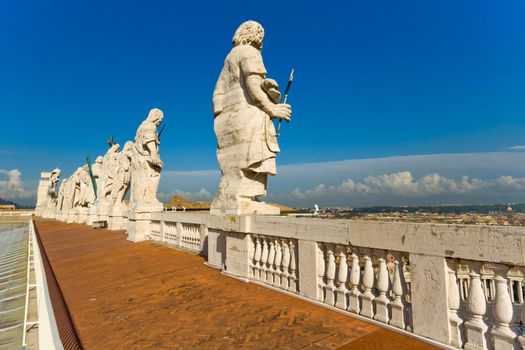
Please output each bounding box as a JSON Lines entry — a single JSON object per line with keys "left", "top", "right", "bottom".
{"left": 35, "top": 219, "right": 438, "bottom": 350}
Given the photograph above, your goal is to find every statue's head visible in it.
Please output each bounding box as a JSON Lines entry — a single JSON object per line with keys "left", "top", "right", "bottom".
{"left": 232, "top": 20, "right": 264, "bottom": 50}
{"left": 122, "top": 141, "right": 134, "bottom": 156}
{"left": 96, "top": 156, "right": 103, "bottom": 164}
{"left": 110, "top": 143, "right": 120, "bottom": 153}
{"left": 147, "top": 108, "right": 164, "bottom": 126}
{"left": 52, "top": 168, "right": 61, "bottom": 177}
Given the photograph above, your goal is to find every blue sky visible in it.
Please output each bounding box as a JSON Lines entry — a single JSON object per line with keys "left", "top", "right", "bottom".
{"left": 1, "top": 0, "right": 524, "bottom": 206}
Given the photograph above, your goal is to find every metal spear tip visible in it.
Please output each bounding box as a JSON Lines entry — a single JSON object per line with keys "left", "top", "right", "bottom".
{"left": 289, "top": 68, "right": 294, "bottom": 81}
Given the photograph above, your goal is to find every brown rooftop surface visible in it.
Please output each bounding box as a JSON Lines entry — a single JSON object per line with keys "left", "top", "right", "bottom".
{"left": 35, "top": 220, "right": 437, "bottom": 350}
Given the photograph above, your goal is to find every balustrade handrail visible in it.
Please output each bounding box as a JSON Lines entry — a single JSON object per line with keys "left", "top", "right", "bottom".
{"left": 151, "top": 212, "right": 525, "bottom": 267}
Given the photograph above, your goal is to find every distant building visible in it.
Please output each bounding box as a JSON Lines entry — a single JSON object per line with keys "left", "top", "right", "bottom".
{"left": 0, "top": 204, "right": 16, "bottom": 210}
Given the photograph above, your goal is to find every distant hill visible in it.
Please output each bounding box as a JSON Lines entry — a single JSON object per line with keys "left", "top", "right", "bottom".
{"left": 0, "top": 198, "right": 33, "bottom": 209}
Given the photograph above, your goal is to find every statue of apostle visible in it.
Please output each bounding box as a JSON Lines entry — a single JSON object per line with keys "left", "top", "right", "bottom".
{"left": 129, "top": 108, "right": 164, "bottom": 210}
{"left": 111, "top": 141, "right": 134, "bottom": 209}
{"left": 211, "top": 20, "right": 292, "bottom": 215}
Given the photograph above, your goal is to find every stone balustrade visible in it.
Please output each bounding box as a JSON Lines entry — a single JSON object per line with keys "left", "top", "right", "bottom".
{"left": 317, "top": 244, "right": 412, "bottom": 331}
{"left": 250, "top": 235, "right": 299, "bottom": 293}
{"left": 149, "top": 213, "right": 207, "bottom": 255}
{"left": 446, "top": 258, "right": 525, "bottom": 349}
{"left": 147, "top": 212, "right": 525, "bottom": 349}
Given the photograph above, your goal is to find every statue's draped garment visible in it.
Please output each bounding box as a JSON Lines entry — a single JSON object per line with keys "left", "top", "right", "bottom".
{"left": 213, "top": 45, "right": 279, "bottom": 176}
{"left": 131, "top": 121, "right": 161, "bottom": 206}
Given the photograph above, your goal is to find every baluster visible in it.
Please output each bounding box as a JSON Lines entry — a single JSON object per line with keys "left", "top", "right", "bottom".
{"left": 260, "top": 237, "right": 269, "bottom": 282}
{"left": 360, "top": 255, "right": 375, "bottom": 318}
{"left": 289, "top": 241, "right": 297, "bottom": 292}
{"left": 519, "top": 296, "right": 525, "bottom": 350}
{"left": 317, "top": 244, "right": 326, "bottom": 301}
{"left": 253, "top": 236, "right": 262, "bottom": 279}
{"left": 348, "top": 252, "right": 361, "bottom": 313}
{"left": 273, "top": 239, "right": 283, "bottom": 287}
{"left": 373, "top": 257, "right": 390, "bottom": 323}
{"left": 491, "top": 276, "right": 516, "bottom": 349}
{"left": 323, "top": 245, "right": 336, "bottom": 306}
{"left": 389, "top": 260, "right": 405, "bottom": 329}
{"left": 266, "top": 239, "right": 276, "bottom": 284}
{"left": 464, "top": 272, "right": 488, "bottom": 350}
{"left": 447, "top": 266, "right": 463, "bottom": 348}
{"left": 335, "top": 246, "right": 349, "bottom": 309}
{"left": 281, "top": 240, "right": 291, "bottom": 290}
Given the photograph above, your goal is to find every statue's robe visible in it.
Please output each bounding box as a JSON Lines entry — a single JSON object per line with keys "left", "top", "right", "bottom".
{"left": 213, "top": 44, "right": 279, "bottom": 176}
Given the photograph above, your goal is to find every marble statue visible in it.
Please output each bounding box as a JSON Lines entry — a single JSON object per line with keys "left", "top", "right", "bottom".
{"left": 111, "top": 141, "right": 134, "bottom": 209}
{"left": 56, "top": 178, "right": 68, "bottom": 215}
{"left": 210, "top": 20, "right": 291, "bottom": 215}
{"left": 98, "top": 144, "right": 120, "bottom": 202}
{"left": 49, "top": 169, "right": 61, "bottom": 200}
{"left": 86, "top": 156, "right": 103, "bottom": 225}
{"left": 78, "top": 165, "right": 96, "bottom": 207}
{"left": 35, "top": 168, "right": 61, "bottom": 217}
{"left": 129, "top": 108, "right": 164, "bottom": 210}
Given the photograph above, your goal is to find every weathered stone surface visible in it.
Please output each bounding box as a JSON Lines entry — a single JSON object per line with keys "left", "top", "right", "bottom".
{"left": 410, "top": 254, "right": 450, "bottom": 344}
{"left": 224, "top": 232, "right": 251, "bottom": 278}
{"left": 35, "top": 168, "right": 61, "bottom": 218}
{"left": 129, "top": 108, "right": 164, "bottom": 211}
{"left": 207, "top": 229, "right": 227, "bottom": 269}
{"left": 298, "top": 240, "right": 319, "bottom": 300}
{"left": 210, "top": 20, "right": 291, "bottom": 216}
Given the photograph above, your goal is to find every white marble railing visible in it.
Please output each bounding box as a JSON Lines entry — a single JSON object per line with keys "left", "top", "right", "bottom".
{"left": 447, "top": 259, "right": 525, "bottom": 349}
{"left": 147, "top": 212, "right": 525, "bottom": 349}
{"left": 149, "top": 213, "right": 207, "bottom": 255}
{"left": 249, "top": 235, "right": 299, "bottom": 293}
{"left": 0, "top": 211, "right": 34, "bottom": 217}
{"left": 317, "top": 245, "right": 412, "bottom": 331}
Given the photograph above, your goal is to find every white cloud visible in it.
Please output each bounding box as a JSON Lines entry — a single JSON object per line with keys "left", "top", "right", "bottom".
{"left": 158, "top": 187, "right": 214, "bottom": 202}
{"left": 0, "top": 169, "right": 34, "bottom": 200}
{"left": 496, "top": 176, "right": 525, "bottom": 189}
{"left": 280, "top": 171, "right": 523, "bottom": 206}
{"left": 157, "top": 152, "right": 525, "bottom": 207}
{"left": 509, "top": 145, "right": 525, "bottom": 151}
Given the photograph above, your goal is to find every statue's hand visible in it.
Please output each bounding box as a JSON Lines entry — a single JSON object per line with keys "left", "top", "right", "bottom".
{"left": 269, "top": 103, "right": 292, "bottom": 122}
{"left": 151, "top": 157, "right": 164, "bottom": 169}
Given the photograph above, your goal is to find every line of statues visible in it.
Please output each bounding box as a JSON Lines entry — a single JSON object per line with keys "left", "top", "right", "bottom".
{"left": 37, "top": 109, "right": 164, "bottom": 231}
{"left": 36, "top": 20, "right": 293, "bottom": 238}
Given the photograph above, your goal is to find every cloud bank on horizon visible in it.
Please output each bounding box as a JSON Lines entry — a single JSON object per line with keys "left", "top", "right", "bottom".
{"left": 5, "top": 151, "right": 525, "bottom": 208}
{"left": 158, "top": 152, "right": 525, "bottom": 208}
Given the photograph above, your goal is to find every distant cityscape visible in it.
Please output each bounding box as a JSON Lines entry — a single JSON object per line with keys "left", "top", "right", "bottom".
{"left": 299, "top": 203, "right": 525, "bottom": 226}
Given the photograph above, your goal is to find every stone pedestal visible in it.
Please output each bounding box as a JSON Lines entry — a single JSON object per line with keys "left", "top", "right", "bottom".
{"left": 127, "top": 204, "right": 163, "bottom": 242}
{"left": 96, "top": 202, "right": 110, "bottom": 224}
{"left": 86, "top": 206, "right": 97, "bottom": 225}
{"left": 66, "top": 210, "right": 76, "bottom": 223}
{"left": 76, "top": 207, "right": 88, "bottom": 224}
{"left": 210, "top": 198, "right": 280, "bottom": 216}
{"left": 42, "top": 207, "right": 56, "bottom": 219}
{"left": 108, "top": 206, "right": 128, "bottom": 230}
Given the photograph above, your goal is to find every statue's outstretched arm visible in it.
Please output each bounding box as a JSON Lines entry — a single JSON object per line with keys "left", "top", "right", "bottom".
{"left": 146, "top": 141, "right": 163, "bottom": 168}
{"left": 246, "top": 74, "right": 291, "bottom": 121}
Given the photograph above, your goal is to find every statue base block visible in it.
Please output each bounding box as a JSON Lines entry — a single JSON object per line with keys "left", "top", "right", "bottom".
{"left": 86, "top": 206, "right": 97, "bottom": 225}
{"left": 210, "top": 198, "right": 280, "bottom": 216}
{"left": 76, "top": 207, "right": 88, "bottom": 224}
{"left": 108, "top": 206, "right": 128, "bottom": 231}
{"left": 127, "top": 204, "right": 163, "bottom": 242}
{"left": 66, "top": 211, "right": 76, "bottom": 223}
